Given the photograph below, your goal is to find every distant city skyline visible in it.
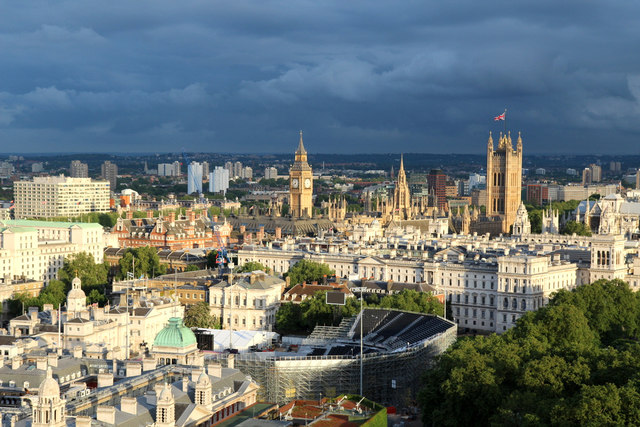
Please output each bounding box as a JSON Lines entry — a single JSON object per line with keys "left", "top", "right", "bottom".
{"left": 1, "top": 2, "right": 640, "bottom": 154}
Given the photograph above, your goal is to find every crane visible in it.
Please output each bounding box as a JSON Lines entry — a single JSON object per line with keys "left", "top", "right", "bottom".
{"left": 208, "top": 211, "right": 232, "bottom": 276}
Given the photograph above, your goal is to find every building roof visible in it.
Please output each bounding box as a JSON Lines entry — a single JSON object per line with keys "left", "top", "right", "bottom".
{"left": 153, "top": 317, "right": 197, "bottom": 348}
{"left": 212, "top": 273, "right": 285, "bottom": 291}
{"left": 0, "top": 219, "right": 103, "bottom": 230}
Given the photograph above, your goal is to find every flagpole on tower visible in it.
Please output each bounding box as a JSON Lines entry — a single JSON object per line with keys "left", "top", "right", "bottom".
{"left": 503, "top": 109, "right": 507, "bottom": 134}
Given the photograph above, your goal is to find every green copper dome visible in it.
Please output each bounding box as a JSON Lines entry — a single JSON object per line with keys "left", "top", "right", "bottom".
{"left": 153, "top": 317, "right": 197, "bottom": 348}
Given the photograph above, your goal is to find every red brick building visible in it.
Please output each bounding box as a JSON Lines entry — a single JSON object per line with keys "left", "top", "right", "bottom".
{"left": 112, "top": 209, "right": 232, "bottom": 250}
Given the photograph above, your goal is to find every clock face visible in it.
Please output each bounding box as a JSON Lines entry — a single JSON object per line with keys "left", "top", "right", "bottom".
{"left": 292, "top": 178, "right": 299, "bottom": 188}
{"left": 304, "top": 178, "right": 312, "bottom": 189}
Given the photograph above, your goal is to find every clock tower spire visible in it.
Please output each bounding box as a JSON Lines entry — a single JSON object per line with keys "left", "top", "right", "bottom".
{"left": 289, "top": 131, "right": 313, "bottom": 218}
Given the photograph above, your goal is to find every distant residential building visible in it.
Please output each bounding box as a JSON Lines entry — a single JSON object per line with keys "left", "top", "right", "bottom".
{"left": 566, "top": 168, "right": 577, "bottom": 176}
{"left": 264, "top": 167, "right": 278, "bottom": 179}
{"left": 535, "top": 168, "right": 546, "bottom": 175}
{"left": 0, "top": 162, "right": 15, "bottom": 178}
{"left": 173, "top": 160, "right": 181, "bottom": 176}
{"left": 31, "top": 162, "right": 44, "bottom": 173}
{"left": 559, "top": 184, "right": 618, "bottom": 201}
{"left": 591, "top": 164, "right": 602, "bottom": 181}
{"left": 101, "top": 160, "right": 118, "bottom": 191}
{"left": 527, "top": 183, "right": 549, "bottom": 206}
{"left": 187, "top": 162, "right": 203, "bottom": 194}
{"left": 468, "top": 173, "right": 486, "bottom": 191}
{"left": 14, "top": 176, "right": 110, "bottom": 219}
{"left": 157, "top": 163, "right": 176, "bottom": 176}
{"left": 201, "top": 161, "right": 209, "bottom": 179}
{"left": 224, "top": 161, "right": 233, "bottom": 178}
{"left": 70, "top": 160, "right": 88, "bottom": 178}
{"left": 427, "top": 169, "right": 447, "bottom": 210}
{"left": 610, "top": 161, "right": 621, "bottom": 173}
{"left": 233, "top": 161, "right": 242, "bottom": 178}
{"left": 210, "top": 166, "right": 230, "bottom": 194}
{"left": 241, "top": 166, "right": 253, "bottom": 180}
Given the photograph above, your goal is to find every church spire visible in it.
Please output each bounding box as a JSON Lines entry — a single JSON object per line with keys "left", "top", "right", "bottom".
{"left": 399, "top": 153, "right": 405, "bottom": 172}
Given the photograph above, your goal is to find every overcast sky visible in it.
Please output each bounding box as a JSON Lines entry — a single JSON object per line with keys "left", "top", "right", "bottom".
{"left": 1, "top": 1, "right": 639, "bottom": 154}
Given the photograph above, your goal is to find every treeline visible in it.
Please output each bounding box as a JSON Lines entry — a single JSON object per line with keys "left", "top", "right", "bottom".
{"left": 419, "top": 279, "right": 640, "bottom": 426}
{"left": 276, "top": 290, "right": 443, "bottom": 335}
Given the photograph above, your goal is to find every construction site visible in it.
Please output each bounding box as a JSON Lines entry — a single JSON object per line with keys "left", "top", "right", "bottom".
{"left": 209, "top": 308, "right": 457, "bottom": 406}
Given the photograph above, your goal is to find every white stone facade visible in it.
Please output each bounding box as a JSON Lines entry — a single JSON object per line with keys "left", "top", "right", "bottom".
{"left": 0, "top": 220, "right": 104, "bottom": 284}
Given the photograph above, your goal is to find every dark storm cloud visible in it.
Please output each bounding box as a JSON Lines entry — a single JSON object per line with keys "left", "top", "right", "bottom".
{"left": 0, "top": 0, "right": 639, "bottom": 153}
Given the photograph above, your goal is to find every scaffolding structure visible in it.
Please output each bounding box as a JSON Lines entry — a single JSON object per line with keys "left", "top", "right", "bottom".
{"left": 212, "top": 318, "right": 456, "bottom": 406}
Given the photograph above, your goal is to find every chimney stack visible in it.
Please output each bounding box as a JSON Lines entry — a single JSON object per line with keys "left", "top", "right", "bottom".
{"left": 97, "top": 406, "right": 116, "bottom": 424}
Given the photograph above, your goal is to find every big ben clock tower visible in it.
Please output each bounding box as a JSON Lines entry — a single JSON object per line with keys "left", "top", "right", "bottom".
{"left": 289, "top": 131, "right": 313, "bottom": 217}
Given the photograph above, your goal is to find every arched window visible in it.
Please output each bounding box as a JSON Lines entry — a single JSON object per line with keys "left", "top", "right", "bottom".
{"left": 521, "top": 299, "right": 526, "bottom": 310}
{"left": 503, "top": 298, "right": 508, "bottom": 309}
{"left": 512, "top": 298, "right": 517, "bottom": 309}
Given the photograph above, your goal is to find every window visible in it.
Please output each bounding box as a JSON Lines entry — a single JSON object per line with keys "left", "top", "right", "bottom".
{"left": 521, "top": 299, "right": 526, "bottom": 310}
{"left": 503, "top": 298, "right": 508, "bottom": 309}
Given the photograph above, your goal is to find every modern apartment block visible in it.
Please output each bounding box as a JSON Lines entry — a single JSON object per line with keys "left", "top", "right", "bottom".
{"left": 101, "top": 160, "right": 118, "bottom": 191}
{"left": 70, "top": 160, "right": 89, "bottom": 178}
{"left": 13, "top": 176, "right": 110, "bottom": 219}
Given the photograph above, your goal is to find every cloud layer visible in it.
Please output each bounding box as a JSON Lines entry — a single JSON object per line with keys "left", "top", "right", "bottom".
{"left": 0, "top": 1, "right": 639, "bottom": 154}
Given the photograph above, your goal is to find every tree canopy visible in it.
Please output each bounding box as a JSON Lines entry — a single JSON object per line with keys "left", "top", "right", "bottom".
{"left": 56, "top": 252, "right": 108, "bottom": 306}
{"left": 561, "top": 220, "right": 593, "bottom": 236}
{"left": 58, "top": 252, "right": 108, "bottom": 289}
{"left": 419, "top": 279, "right": 640, "bottom": 426}
{"left": 237, "top": 261, "right": 270, "bottom": 274}
{"left": 118, "top": 246, "right": 167, "bottom": 279}
{"left": 284, "top": 260, "right": 335, "bottom": 287}
{"left": 183, "top": 302, "right": 220, "bottom": 329}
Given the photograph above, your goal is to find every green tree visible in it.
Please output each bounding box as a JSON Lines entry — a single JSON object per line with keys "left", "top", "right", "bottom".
{"left": 377, "top": 290, "right": 444, "bottom": 316}
{"left": 275, "top": 302, "right": 303, "bottom": 334}
{"left": 561, "top": 220, "right": 592, "bottom": 236}
{"left": 58, "top": 252, "right": 108, "bottom": 289}
{"left": 87, "top": 288, "right": 107, "bottom": 305}
{"left": 38, "top": 279, "right": 67, "bottom": 308}
{"left": 418, "top": 279, "right": 640, "bottom": 426}
{"left": 285, "top": 260, "right": 334, "bottom": 287}
{"left": 206, "top": 251, "right": 218, "bottom": 269}
{"left": 185, "top": 265, "right": 200, "bottom": 272}
{"left": 118, "top": 246, "right": 167, "bottom": 279}
{"left": 183, "top": 302, "right": 220, "bottom": 329}
{"left": 237, "top": 261, "right": 270, "bottom": 273}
